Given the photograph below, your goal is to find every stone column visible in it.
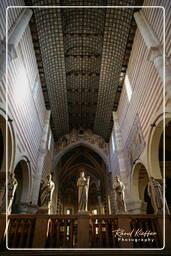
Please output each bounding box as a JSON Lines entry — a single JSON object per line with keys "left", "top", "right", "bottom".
{"left": 134, "top": 10, "right": 171, "bottom": 98}
{"left": 31, "top": 110, "right": 51, "bottom": 208}
{"left": 112, "top": 112, "right": 127, "bottom": 184}
{"left": 0, "top": 9, "right": 33, "bottom": 77}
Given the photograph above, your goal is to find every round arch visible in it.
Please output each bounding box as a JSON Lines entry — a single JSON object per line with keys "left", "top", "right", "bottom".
{"left": 11, "top": 157, "right": 31, "bottom": 213}
{"left": 147, "top": 108, "right": 171, "bottom": 178}
{"left": 0, "top": 106, "right": 16, "bottom": 173}
{"left": 131, "top": 161, "right": 149, "bottom": 202}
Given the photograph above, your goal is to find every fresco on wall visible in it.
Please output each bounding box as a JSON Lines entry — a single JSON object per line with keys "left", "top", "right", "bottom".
{"left": 55, "top": 129, "right": 109, "bottom": 154}
{"left": 124, "top": 114, "right": 145, "bottom": 173}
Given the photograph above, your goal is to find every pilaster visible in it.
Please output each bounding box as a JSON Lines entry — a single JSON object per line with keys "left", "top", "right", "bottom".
{"left": 134, "top": 10, "right": 171, "bottom": 98}
{"left": 0, "top": 9, "right": 33, "bottom": 77}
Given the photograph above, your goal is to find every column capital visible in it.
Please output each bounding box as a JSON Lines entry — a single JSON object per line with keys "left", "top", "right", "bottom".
{"left": 134, "top": 10, "right": 161, "bottom": 50}
{"left": 8, "top": 9, "right": 33, "bottom": 48}
{"left": 147, "top": 45, "right": 163, "bottom": 62}
{"left": 0, "top": 8, "right": 33, "bottom": 78}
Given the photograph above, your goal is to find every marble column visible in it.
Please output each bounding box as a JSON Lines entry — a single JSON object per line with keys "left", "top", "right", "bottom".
{"left": 0, "top": 9, "right": 33, "bottom": 77}
{"left": 134, "top": 10, "right": 171, "bottom": 98}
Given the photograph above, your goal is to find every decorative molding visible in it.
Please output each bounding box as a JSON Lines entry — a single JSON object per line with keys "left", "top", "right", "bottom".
{"left": 55, "top": 129, "right": 109, "bottom": 155}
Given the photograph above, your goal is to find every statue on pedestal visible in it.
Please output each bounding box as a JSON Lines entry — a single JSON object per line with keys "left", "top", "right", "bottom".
{"left": 8, "top": 172, "right": 18, "bottom": 213}
{"left": 147, "top": 177, "right": 163, "bottom": 214}
{"left": 39, "top": 174, "right": 55, "bottom": 213}
{"left": 113, "top": 176, "right": 127, "bottom": 213}
{"left": 77, "top": 170, "right": 90, "bottom": 212}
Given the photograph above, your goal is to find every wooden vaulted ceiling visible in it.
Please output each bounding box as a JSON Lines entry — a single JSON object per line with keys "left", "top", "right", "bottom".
{"left": 25, "top": 0, "right": 143, "bottom": 142}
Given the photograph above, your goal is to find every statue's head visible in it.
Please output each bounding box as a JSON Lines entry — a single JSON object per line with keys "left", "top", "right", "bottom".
{"left": 115, "top": 175, "right": 120, "bottom": 182}
{"left": 47, "top": 174, "right": 52, "bottom": 181}
{"left": 80, "top": 170, "right": 85, "bottom": 178}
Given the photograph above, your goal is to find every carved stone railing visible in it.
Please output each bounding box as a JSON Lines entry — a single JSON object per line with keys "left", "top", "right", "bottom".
{"left": 0, "top": 214, "right": 168, "bottom": 249}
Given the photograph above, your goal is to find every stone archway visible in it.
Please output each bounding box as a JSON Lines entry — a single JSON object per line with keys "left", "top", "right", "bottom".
{"left": 130, "top": 162, "right": 150, "bottom": 213}
{"left": 53, "top": 129, "right": 109, "bottom": 172}
{"left": 147, "top": 110, "right": 171, "bottom": 178}
{"left": 11, "top": 158, "right": 31, "bottom": 213}
{"left": 146, "top": 109, "right": 171, "bottom": 213}
{"left": 54, "top": 141, "right": 109, "bottom": 171}
{"left": 53, "top": 145, "right": 109, "bottom": 215}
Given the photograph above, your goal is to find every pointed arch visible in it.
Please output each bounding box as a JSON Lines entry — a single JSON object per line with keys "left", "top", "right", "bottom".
{"left": 53, "top": 140, "right": 109, "bottom": 171}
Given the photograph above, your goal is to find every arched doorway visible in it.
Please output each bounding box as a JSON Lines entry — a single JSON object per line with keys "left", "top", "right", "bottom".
{"left": 131, "top": 162, "right": 151, "bottom": 213}
{"left": 148, "top": 111, "right": 171, "bottom": 213}
{"left": 11, "top": 159, "right": 31, "bottom": 213}
{"left": 147, "top": 113, "right": 171, "bottom": 179}
{"left": 55, "top": 146, "right": 108, "bottom": 215}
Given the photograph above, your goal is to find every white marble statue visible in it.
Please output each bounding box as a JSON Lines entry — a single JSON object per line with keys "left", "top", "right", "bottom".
{"left": 113, "top": 176, "right": 127, "bottom": 213}
{"left": 8, "top": 172, "right": 18, "bottom": 213}
{"left": 39, "top": 174, "right": 55, "bottom": 213}
{"left": 77, "top": 170, "right": 90, "bottom": 212}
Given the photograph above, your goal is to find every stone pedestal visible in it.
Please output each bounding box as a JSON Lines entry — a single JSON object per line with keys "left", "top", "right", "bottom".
{"left": 126, "top": 199, "right": 146, "bottom": 214}
{"left": 77, "top": 211, "right": 90, "bottom": 248}
{"left": 38, "top": 206, "right": 48, "bottom": 214}
{"left": 32, "top": 215, "right": 49, "bottom": 248}
{"left": 18, "top": 202, "right": 39, "bottom": 214}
